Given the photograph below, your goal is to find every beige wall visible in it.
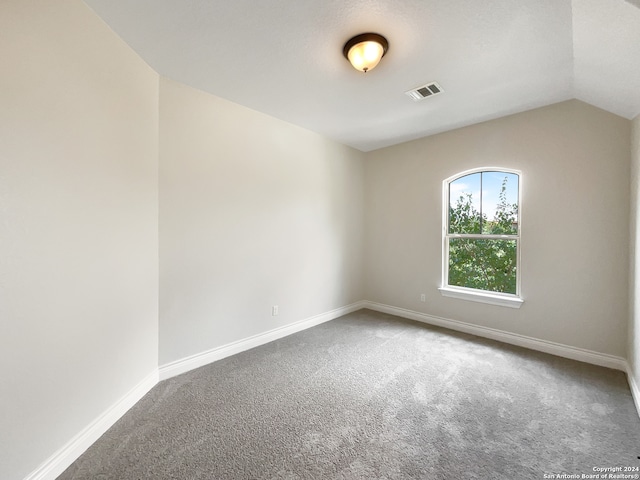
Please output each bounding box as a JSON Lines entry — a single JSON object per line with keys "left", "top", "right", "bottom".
{"left": 364, "top": 100, "right": 630, "bottom": 357}
{"left": 158, "top": 78, "right": 364, "bottom": 365}
{"left": 0, "top": 2, "right": 159, "bottom": 479}
{"left": 631, "top": 114, "right": 640, "bottom": 387}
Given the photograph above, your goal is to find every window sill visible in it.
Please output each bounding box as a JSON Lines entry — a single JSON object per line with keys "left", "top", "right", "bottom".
{"left": 438, "top": 287, "right": 524, "bottom": 309}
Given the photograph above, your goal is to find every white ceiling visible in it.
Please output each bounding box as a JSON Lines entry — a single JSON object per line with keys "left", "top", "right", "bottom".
{"left": 84, "top": 0, "right": 640, "bottom": 152}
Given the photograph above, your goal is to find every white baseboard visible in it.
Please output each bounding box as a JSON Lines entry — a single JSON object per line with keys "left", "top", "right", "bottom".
{"left": 24, "top": 369, "right": 159, "bottom": 480}
{"left": 363, "top": 301, "right": 627, "bottom": 372}
{"left": 22, "top": 300, "right": 638, "bottom": 480}
{"left": 159, "top": 301, "right": 366, "bottom": 380}
{"left": 626, "top": 363, "right": 640, "bottom": 419}
{"left": 22, "top": 301, "right": 365, "bottom": 480}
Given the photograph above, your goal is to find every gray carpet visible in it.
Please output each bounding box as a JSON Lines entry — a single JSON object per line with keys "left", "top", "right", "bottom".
{"left": 59, "top": 309, "right": 640, "bottom": 479}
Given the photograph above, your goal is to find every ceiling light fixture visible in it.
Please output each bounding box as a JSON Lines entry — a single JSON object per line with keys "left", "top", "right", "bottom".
{"left": 343, "top": 33, "right": 389, "bottom": 73}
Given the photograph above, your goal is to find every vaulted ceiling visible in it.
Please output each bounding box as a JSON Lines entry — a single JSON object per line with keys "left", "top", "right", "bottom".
{"left": 84, "top": 0, "right": 640, "bottom": 152}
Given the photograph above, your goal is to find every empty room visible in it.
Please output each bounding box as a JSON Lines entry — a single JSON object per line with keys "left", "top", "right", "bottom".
{"left": 2, "top": 0, "right": 640, "bottom": 479}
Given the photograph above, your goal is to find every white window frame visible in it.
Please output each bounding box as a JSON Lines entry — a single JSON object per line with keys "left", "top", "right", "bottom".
{"left": 438, "top": 167, "right": 524, "bottom": 308}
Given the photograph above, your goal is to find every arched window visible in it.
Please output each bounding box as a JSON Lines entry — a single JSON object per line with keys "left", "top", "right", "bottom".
{"left": 439, "top": 168, "right": 523, "bottom": 308}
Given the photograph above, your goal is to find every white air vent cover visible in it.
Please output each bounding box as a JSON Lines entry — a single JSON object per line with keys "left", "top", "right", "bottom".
{"left": 405, "top": 82, "right": 443, "bottom": 101}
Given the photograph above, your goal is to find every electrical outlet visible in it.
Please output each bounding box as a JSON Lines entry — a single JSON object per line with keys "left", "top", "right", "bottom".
{"left": 272, "top": 305, "right": 279, "bottom": 316}
{"left": 420, "top": 294, "right": 426, "bottom": 303}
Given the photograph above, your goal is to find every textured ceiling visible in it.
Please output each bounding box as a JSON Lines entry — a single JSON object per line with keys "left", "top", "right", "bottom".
{"left": 84, "top": 0, "right": 640, "bottom": 152}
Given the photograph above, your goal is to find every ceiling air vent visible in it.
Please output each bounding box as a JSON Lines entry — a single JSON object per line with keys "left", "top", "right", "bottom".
{"left": 405, "top": 82, "right": 443, "bottom": 101}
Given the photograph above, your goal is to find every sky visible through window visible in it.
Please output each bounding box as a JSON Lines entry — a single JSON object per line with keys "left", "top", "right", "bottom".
{"left": 449, "top": 171, "right": 518, "bottom": 223}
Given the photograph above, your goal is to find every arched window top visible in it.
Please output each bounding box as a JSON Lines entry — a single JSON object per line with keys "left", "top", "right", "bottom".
{"left": 440, "top": 168, "right": 523, "bottom": 308}
{"left": 446, "top": 169, "right": 520, "bottom": 236}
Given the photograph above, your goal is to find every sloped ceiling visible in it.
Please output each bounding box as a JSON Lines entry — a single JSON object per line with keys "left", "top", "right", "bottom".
{"left": 84, "top": 0, "right": 640, "bottom": 152}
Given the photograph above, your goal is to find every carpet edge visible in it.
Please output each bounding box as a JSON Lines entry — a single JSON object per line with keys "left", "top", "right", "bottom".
{"left": 626, "top": 363, "right": 640, "bottom": 419}
{"left": 158, "top": 301, "right": 367, "bottom": 381}
{"left": 362, "top": 301, "right": 627, "bottom": 371}
{"left": 23, "top": 369, "right": 159, "bottom": 480}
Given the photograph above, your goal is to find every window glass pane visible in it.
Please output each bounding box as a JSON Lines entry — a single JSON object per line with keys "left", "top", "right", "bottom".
{"left": 481, "top": 172, "right": 519, "bottom": 235}
{"left": 448, "top": 238, "right": 517, "bottom": 294}
{"left": 448, "top": 173, "right": 481, "bottom": 234}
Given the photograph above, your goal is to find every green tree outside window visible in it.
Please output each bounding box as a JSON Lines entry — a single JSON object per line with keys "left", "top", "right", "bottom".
{"left": 446, "top": 171, "right": 519, "bottom": 295}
